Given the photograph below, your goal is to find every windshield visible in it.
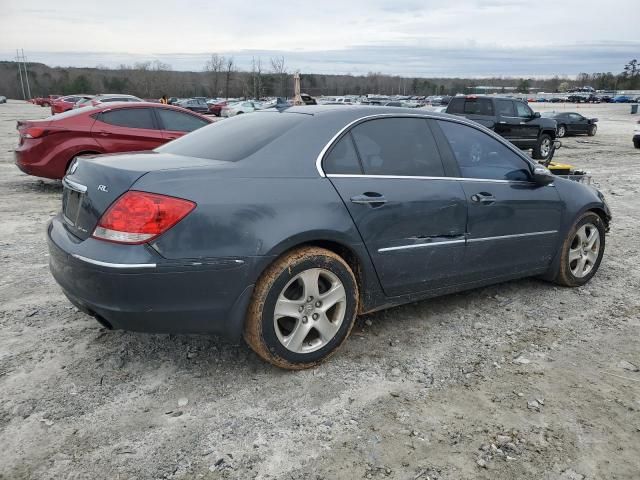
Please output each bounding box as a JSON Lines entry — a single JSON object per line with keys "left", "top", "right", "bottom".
{"left": 156, "top": 111, "right": 308, "bottom": 162}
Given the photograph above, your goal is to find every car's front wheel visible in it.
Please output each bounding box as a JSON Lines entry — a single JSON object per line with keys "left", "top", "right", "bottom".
{"left": 532, "top": 133, "right": 553, "bottom": 160}
{"left": 588, "top": 125, "right": 597, "bottom": 136}
{"left": 554, "top": 212, "right": 605, "bottom": 287}
{"left": 244, "top": 247, "right": 359, "bottom": 369}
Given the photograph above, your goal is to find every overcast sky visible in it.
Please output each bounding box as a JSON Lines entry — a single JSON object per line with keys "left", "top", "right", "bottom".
{"left": 1, "top": 0, "right": 638, "bottom": 77}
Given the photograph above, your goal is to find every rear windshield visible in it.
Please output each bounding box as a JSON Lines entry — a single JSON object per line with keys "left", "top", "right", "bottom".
{"left": 156, "top": 112, "right": 307, "bottom": 162}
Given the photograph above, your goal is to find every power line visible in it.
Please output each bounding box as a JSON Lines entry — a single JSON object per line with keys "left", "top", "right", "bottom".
{"left": 15, "top": 49, "right": 32, "bottom": 100}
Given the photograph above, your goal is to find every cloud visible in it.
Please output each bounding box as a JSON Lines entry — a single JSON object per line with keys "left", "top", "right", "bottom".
{"left": 0, "top": 0, "right": 638, "bottom": 76}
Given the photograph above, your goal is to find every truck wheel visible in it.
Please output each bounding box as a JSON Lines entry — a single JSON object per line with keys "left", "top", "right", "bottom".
{"left": 532, "top": 134, "right": 553, "bottom": 160}
{"left": 557, "top": 125, "right": 566, "bottom": 138}
{"left": 588, "top": 125, "right": 597, "bottom": 136}
{"left": 244, "top": 247, "right": 359, "bottom": 369}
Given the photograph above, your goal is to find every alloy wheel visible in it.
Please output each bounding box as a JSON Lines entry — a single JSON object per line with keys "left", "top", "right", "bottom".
{"left": 540, "top": 138, "right": 552, "bottom": 157}
{"left": 273, "top": 268, "right": 347, "bottom": 354}
{"left": 568, "top": 223, "right": 600, "bottom": 278}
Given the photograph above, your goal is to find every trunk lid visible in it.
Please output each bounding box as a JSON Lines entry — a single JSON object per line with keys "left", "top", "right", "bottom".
{"left": 61, "top": 151, "right": 214, "bottom": 240}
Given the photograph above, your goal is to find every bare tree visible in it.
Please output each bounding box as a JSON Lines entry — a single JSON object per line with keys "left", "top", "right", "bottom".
{"left": 270, "top": 56, "right": 287, "bottom": 97}
{"left": 205, "top": 53, "right": 225, "bottom": 97}
{"left": 251, "top": 57, "right": 263, "bottom": 99}
{"left": 224, "top": 57, "right": 235, "bottom": 99}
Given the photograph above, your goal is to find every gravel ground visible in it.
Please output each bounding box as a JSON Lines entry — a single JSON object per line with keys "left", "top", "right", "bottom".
{"left": 0, "top": 100, "right": 639, "bottom": 480}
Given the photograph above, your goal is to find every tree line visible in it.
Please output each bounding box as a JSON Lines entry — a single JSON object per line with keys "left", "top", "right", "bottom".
{"left": 1, "top": 57, "right": 637, "bottom": 100}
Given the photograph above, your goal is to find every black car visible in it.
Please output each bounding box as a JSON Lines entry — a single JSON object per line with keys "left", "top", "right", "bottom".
{"left": 177, "top": 98, "right": 210, "bottom": 114}
{"left": 445, "top": 96, "right": 558, "bottom": 160}
{"left": 48, "top": 107, "right": 610, "bottom": 369}
{"left": 541, "top": 112, "right": 598, "bottom": 138}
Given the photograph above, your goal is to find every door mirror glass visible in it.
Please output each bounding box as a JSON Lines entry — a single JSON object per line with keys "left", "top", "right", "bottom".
{"left": 532, "top": 166, "right": 555, "bottom": 185}
{"left": 532, "top": 111, "right": 541, "bottom": 119}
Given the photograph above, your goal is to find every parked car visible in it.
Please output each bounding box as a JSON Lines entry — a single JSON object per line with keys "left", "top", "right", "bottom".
{"left": 47, "top": 106, "right": 611, "bottom": 369}
{"left": 445, "top": 96, "right": 558, "bottom": 160}
{"left": 208, "top": 100, "right": 228, "bottom": 116}
{"left": 221, "top": 101, "right": 258, "bottom": 117}
{"left": 91, "top": 94, "right": 143, "bottom": 106}
{"left": 176, "top": 98, "right": 210, "bottom": 114}
{"left": 0, "top": 96, "right": 6, "bottom": 104}
{"left": 51, "top": 95, "right": 93, "bottom": 115}
{"left": 15, "top": 102, "right": 212, "bottom": 180}
{"left": 634, "top": 120, "right": 640, "bottom": 149}
{"left": 541, "top": 112, "right": 598, "bottom": 138}
{"left": 73, "top": 97, "right": 95, "bottom": 109}
{"left": 34, "top": 95, "right": 61, "bottom": 107}
{"left": 613, "top": 95, "right": 633, "bottom": 103}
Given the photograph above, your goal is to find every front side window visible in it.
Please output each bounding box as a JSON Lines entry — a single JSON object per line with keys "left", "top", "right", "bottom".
{"left": 515, "top": 102, "right": 533, "bottom": 118}
{"left": 496, "top": 100, "right": 515, "bottom": 116}
{"left": 98, "top": 108, "right": 155, "bottom": 129}
{"left": 438, "top": 120, "right": 531, "bottom": 181}
{"left": 157, "top": 108, "right": 209, "bottom": 132}
{"left": 350, "top": 118, "right": 445, "bottom": 177}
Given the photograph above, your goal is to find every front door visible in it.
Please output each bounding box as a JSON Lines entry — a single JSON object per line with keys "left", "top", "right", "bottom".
{"left": 435, "top": 119, "right": 564, "bottom": 280}
{"left": 323, "top": 117, "right": 468, "bottom": 296}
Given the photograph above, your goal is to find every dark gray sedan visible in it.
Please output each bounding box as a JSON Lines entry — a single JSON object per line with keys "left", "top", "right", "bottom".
{"left": 542, "top": 111, "right": 598, "bottom": 138}
{"left": 48, "top": 106, "right": 611, "bottom": 369}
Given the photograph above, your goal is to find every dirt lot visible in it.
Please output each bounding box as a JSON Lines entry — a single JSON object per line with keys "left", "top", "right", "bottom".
{"left": 0, "top": 100, "right": 639, "bottom": 480}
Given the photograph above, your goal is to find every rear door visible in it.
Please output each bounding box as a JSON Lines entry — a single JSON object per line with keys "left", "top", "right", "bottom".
{"left": 155, "top": 108, "right": 211, "bottom": 141}
{"left": 325, "top": 117, "right": 468, "bottom": 296}
{"left": 92, "top": 107, "right": 164, "bottom": 152}
{"left": 435, "top": 119, "right": 564, "bottom": 279}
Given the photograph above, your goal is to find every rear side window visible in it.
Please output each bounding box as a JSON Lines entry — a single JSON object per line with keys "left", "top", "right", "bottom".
{"left": 496, "top": 100, "right": 515, "bottom": 116}
{"left": 351, "top": 118, "right": 445, "bottom": 177}
{"left": 323, "top": 133, "right": 362, "bottom": 174}
{"left": 98, "top": 108, "right": 155, "bottom": 129}
{"left": 157, "top": 108, "right": 209, "bottom": 132}
{"left": 156, "top": 111, "right": 305, "bottom": 161}
{"left": 437, "top": 120, "right": 531, "bottom": 181}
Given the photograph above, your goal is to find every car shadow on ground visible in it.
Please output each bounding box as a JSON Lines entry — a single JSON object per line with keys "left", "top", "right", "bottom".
{"left": 73, "top": 277, "right": 551, "bottom": 378}
{"left": 7, "top": 178, "right": 62, "bottom": 194}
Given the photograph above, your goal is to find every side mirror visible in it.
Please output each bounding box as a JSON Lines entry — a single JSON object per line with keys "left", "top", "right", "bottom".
{"left": 532, "top": 166, "right": 555, "bottom": 185}
{"left": 532, "top": 112, "right": 541, "bottom": 119}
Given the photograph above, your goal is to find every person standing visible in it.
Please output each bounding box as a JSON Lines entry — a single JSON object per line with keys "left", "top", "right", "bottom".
{"left": 160, "top": 95, "right": 168, "bottom": 104}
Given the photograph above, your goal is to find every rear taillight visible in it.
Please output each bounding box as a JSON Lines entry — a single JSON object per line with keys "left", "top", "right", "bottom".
{"left": 92, "top": 191, "right": 196, "bottom": 244}
{"left": 23, "top": 127, "right": 47, "bottom": 139}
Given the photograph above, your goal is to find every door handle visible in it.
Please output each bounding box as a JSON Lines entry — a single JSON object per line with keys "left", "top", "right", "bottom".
{"left": 350, "top": 192, "right": 387, "bottom": 207}
{"left": 471, "top": 192, "right": 496, "bottom": 205}
{"left": 166, "top": 136, "right": 178, "bottom": 140}
{"left": 96, "top": 130, "right": 111, "bottom": 136}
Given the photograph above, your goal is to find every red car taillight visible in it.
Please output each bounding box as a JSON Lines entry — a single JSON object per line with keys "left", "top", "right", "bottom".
{"left": 22, "top": 127, "right": 48, "bottom": 139}
{"left": 92, "top": 191, "right": 196, "bottom": 244}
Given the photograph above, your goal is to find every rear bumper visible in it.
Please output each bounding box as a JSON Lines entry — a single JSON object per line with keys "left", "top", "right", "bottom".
{"left": 47, "top": 215, "right": 256, "bottom": 340}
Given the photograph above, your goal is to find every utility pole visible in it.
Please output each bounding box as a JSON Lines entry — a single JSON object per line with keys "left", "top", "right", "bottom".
{"left": 15, "top": 50, "right": 26, "bottom": 100}
{"left": 21, "top": 49, "right": 32, "bottom": 99}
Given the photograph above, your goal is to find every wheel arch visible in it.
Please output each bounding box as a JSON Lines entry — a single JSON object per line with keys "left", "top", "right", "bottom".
{"left": 254, "top": 234, "right": 383, "bottom": 315}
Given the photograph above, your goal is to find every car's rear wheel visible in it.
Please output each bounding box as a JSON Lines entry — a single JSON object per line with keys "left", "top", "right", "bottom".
{"left": 532, "top": 133, "right": 553, "bottom": 160}
{"left": 588, "top": 125, "right": 597, "bottom": 136}
{"left": 557, "top": 125, "right": 566, "bottom": 138}
{"left": 634, "top": 138, "right": 640, "bottom": 149}
{"left": 554, "top": 212, "right": 605, "bottom": 287}
{"left": 244, "top": 247, "right": 358, "bottom": 369}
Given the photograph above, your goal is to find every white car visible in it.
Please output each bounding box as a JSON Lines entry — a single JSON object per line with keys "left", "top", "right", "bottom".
{"left": 221, "top": 101, "right": 258, "bottom": 117}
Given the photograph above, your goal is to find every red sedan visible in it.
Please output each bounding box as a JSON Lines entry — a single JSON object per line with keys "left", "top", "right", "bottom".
{"left": 15, "top": 102, "right": 213, "bottom": 180}
{"left": 208, "top": 100, "right": 228, "bottom": 116}
{"left": 51, "top": 95, "right": 94, "bottom": 115}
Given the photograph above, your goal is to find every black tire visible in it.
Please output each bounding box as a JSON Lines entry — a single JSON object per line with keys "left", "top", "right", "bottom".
{"left": 557, "top": 125, "right": 567, "bottom": 138}
{"left": 244, "top": 247, "right": 359, "bottom": 369}
{"left": 588, "top": 125, "right": 597, "bottom": 136}
{"left": 532, "top": 133, "right": 553, "bottom": 160}
{"left": 634, "top": 138, "right": 640, "bottom": 149}
{"left": 554, "top": 212, "right": 606, "bottom": 287}
{"left": 236, "top": 111, "right": 244, "bottom": 115}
